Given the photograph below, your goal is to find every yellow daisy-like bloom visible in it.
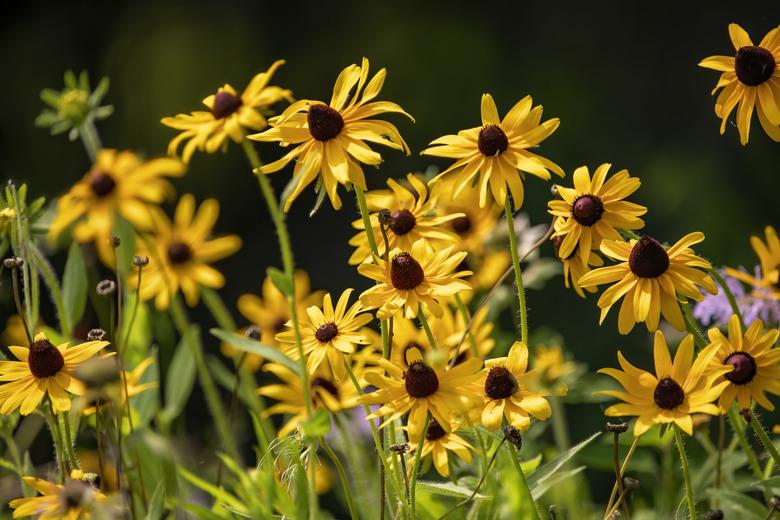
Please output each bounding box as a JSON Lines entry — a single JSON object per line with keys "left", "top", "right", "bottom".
{"left": 726, "top": 226, "right": 780, "bottom": 299}
{"left": 0, "top": 333, "right": 109, "bottom": 415}
{"left": 597, "top": 331, "right": 731, "bottom": 436}
{"left": 422, "top": 93, "right": 563, "bottom": 209}
{"left": 699, "top": 24, "right": 780, "bottom": 144}
{"left": 161, "top": 60, "right": 292, "bottom": 163}
{"left": 552, "top": 233, "right": 604, "bottom": 298}
{"left": 479, "top": 341, "right": 551, "bottom": 432}
{"left": 133, "top": 194, "right": 241, "bottom": 310}
{"left": 408, "top": 418, "right": 474, "bottom": 477}
{"left": 358, "top": 240, "right": 470, "bottom": 319}
{"left": 222, "top": 271, "right": 324, "bottom": 370}
{"left": 532, "top": 344, "right": 577, "bottom": 385}
{"left": 362, "top": 356, "right": 482, "bottom": 441}
{"left": 578, "top": 233, "right": 718, "bottom": 335}
{"left": 276, "top": 289, "right": 373, "bottom": 379}
{"left": 348, "top": 173, "right": 460, "bottom": 265}
{"left": 548, "top": 164, "right": 646, "bottom": 265}
{"left": 49, "top": 149, "right": 184, "bottom": 265}
{"left": 250, "top": 57, "right": 413, "bottom": 211}
{"left": 9, "top": 474, "right": 106, "bottom": 519}
{"left": 258, "top": 362, "right": 360, "bottom": 437}
{"left": 82, "top": 357, "right": 157, "bottom": 416}
{"left": 706, "top": 314, "right": 780, "bottom": 411}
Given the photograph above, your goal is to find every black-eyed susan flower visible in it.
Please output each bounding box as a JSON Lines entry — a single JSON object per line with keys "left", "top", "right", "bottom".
{"left": 0, "top": 333, "right": 109, "bottom": 415}
{"left": 478, "top": 341, "right": 551, "bottom": 431}
{"left": 49, "top": 149, "right": 184, "bottom": 265}
{"left": 258, "top": 362, "right": 360, "bottom": 437}
{"left": 548, "top": 164, "right": 646, "bottom": 266}
{"left": 250, "top": 58, "right": 413, "bottom": 211}
{"left": 552, "top": 234, "right": 604, "bottom": 298}
{"left": 222, "top": 271, "right": 324, "bottom": 370}
{"left": 348, "top": 173, "right": 460, "bottom": 265}
{"left": 161, "top": 60, "right": 292, "bottom": 163}
{"left": 422, "top": 94, "right": 563, "bottom": 209}
{"left": 133, "top": 194, "right": 241, "bottom": 310}
{"left": 706, "top": 314, "right": 780, "bottom": 411}
{"left": 362, "top": 356, "right": 482, "bottom": 442}
{"left": 597, "top": 331, "right": 731, "bottom": 436}
{"left": 578, "top": 233, "right": 717, "bottom": 335}
{"left": 529, "top": 343, "right": 577, "bottom": 396}
{"left": 408, "top": 418, "right": 474, "bottom": 477}
{"left": 9, "top": 472, "right": 106, "bottom": 518}
{"left": 358, "top": 240, "right": 470, "bottom": 319}
{"left": 699, "top": 24, "right": 780, "bottom": 144}
{"left": 726, "top": 226, "right": 780, "bottom": 300}
{"left": 276, "top": 289, "right": 373, "bottom": 379}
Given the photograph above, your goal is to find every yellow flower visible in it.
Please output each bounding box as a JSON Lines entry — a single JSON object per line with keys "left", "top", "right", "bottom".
{"left": 9, "top": 474, "right": 106, "bottom": 519}
{"left": 578, "top": 233, "right": 717, "bottom": 334}
{"left": 258, "top": 362, "right": 360, "bottom": 437}
{"left": 706, "top": 314, "right": 780, "bottom": 411}
{"left": 548, "top": 164, "right": 646, "bottom": 265}
{"left": 725, "top": 226, "right": 780, "bottom": 299}
{"left": 422, "top": 93, "right": 563, "bottom": 209}
{"left": 81, "top": 357, "right": 158, "bottom": 416}
{"left": 597, "top": 331, "right": 731, "bottom": 436}
{"left": 408, "top": 418, "right": 474, "bottom": 477}
{"left": 133, "top": 194, "right": 241, "bottom": 310}
{"left": 531, "top": 344, "right": 577, "bottom": 386}
{"left": 362, "top": 356, "right": 482, "bottom": 441}
{"left": 1, "top": 315, "right": 42, "bottom": 347}
{"left": 250, "top": 58, "right": 413, "bottom": 211}
{"left": 348, "top": 173, "right": 460, "bottom": 265}
{"left": 552, "top": 233, "right": 604, "bottom": 298}
{"left": 358, "top": 240, "right": 470, "bottom": 319}
{"left": 49, "top": 149, "right": 184, "bottom": 265}
{"left": 479, "top": 341, "right": 551, "bottom": 431}
{"left": 699, "top": 24, "right": 780, "bottom": 144}
{"left": 276, "top": 289, "right": 373, "bottom": 379}
{"left": 0, "top": 333, "right": 109, "bottom": 415}
{"left": 161, "top": 60, "right": 292, "bottom": 163}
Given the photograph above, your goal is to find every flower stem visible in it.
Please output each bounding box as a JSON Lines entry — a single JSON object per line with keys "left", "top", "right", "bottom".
{"left": 354, "top": 186, "right": 379, "bottom": 255}
{"left": 60, "top": 411, "right": 80, "bottom": 471}
{"left": 708, "top": 268, "right": 746, "bottom": 330}
{"left": 604, "top": 436, "right": 639, "bottom": 519}
{"left": 440, "top": 437, "right": 506, "bottom": 519}
{"left": 611, "top": 430, "right": 630, "bottom": 519}
{"left": 504, "top": 197, "right": 528, "bottom": 344}
{"left": 508, "top": 440, "right": 541, "bottom": 520}
{"left": 453, "top": 294, "right": 478, "bottom": 357}
{"left": 409, "top": 415, "right": 430, "bottom": 519}
{"left": 322, "top": 438, "right": 359, "bottom": 520}
{"left": 727, "top": 406, "right": 764, "bottom": 478}
{"left": 674, "top": 425, "right": 697, "bottom": 520}
{"left": 749, "top": 410, "right": 780, "bottom": 468}
{"left": 418, "top": 310, "right": 438, "bottom": 351}
{"left": 27, "top": 243, "right": 71, "bottom": 337}
{"left": 681, "top": 301, "right": 707, "bottom": 348}
{"left": 79, "top": 119, "right": 102, "bottom": 163}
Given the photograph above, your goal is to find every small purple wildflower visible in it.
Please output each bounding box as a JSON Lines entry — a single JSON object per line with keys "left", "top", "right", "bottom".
{"left": 694, "top": 267, "right": 780, "bottom": 328}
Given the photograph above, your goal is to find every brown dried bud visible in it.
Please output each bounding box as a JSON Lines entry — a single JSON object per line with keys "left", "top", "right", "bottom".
{"left": 87, "top": 328, "right": 106, "bottom": 341}
{"left": 740, "top": 408, "right": 752, "bottom": 424}
{"left": 377, "top": 209, "right": 393, "bottom": 227}
{"left": 388, "top": 443, "right": 409, "bottom": 453}
{"left": 245, "top": 326, "right": 261, "bottom": 341}
{"left": 132, "top": 255, "right": 149, "bottom": 267}
{"left": 622, "top": 477, "right": 640, "bottom": 491}
{"left": 502, "top": 425, "right": 523, "bottom": 450}
{"left": 110, "top": 236, "right": 121, "bottom": 248}
{"left": 550, "top": 185, "right": 560, "bottom": 199}
{"left": 606, "top": 422, "right": 629, "bottom": 434}
{"left": 703, "top": 509, "right": 724, "bottom": 520}
{"left": 3, "top": 256, "right": 23, "bottom": 269}
{"left": 96, "top": 279, "right": 116, "bottom": 297}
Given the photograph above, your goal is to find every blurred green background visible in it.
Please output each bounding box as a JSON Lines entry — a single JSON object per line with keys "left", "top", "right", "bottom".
{"left": 1, "top": 0, "right": 778, "bottom": 488}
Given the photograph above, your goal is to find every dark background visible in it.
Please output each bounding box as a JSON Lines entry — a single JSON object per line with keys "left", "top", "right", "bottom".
{"left": 1, "top": 0, "right": 777, "bottom": 464}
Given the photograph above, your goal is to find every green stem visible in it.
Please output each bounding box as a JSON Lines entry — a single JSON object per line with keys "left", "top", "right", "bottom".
{"left": 60, "top": 411, "right": 79, "bottom": 470}
{"left": 9, "top": 185, "right": 36, "bottom": 339}
{"left": 79, "top": 119, "right": 102, "bottom": 163}
{"left": 708, "top": 268, "right": 746, "bottom": 330}
{"left": 409, "top": 415, "right": 430, "bottom": 519}
{"left": 750, "top": 411, "right": 780, "bottom": 468}
{"left": 168, "top": 296, "right": 239, "bottom": 462}
{"left": 418, "top": 310, "right": 438, "bottom": 352}
{"left": 504, "top": 196, "right": 528, "bottom": 344}
{"left": 681, "top": 301, "right": 707, "bottom": 348}
{"left": 27, "top": 243, "right": 71, "bottom": 336}
{"left": 508, "top": 441, "right": 541, "bottom": 520}
{"left": 674, "top": 425, "right": 697, "bottom": 520}
{"left": 354, "top": 186, "right": 380, "bottom": 256}
{"left": 43, "top": 403, "right": 67, "bottom": 483}
{"left": 322, "top": 439, "right": 359, "bottom": 520}
{"left": 727, "top": 406, "right": 764, "bottom": 478}
{"left": 453, "top": 294, "right": 478, "bottom": 357}
{"left": 201, "top": 287, "right": 237, "bottom": 331}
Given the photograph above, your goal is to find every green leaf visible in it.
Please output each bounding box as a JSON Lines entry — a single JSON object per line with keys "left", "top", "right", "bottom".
{"left": 527, "top": 432, "right": 600, "bottom": 493}
{"left": 531, "top": 466, "right": 586, "bottom": 500}
{"left": 112, "top": 213, "right": 136, "bottom": 276}
{"left": 417, "top": 480, "right": 488, "bottom": 500}
{"left": 755, "top": 476, "right": 780, "bottom": 488}
{"left": 132, "top": 347, "right": 159, "bottom": 430}
{"left": 308, "top": 177, "right": 327, "bottom": 217}
{"left": 301, "top": 408, "right": 331, "bottom": 440}
{"left": 62, "top": 242, "right": 87, "bottom": 327}
{"left": 209, "top": 328, "right": 301, "bottom": 376}
{"left": 520, "top": 453, "right": 542, "bottom": 475}
{"left": 705, "top": 488, "right": 765, "bottom": 518}
{"left": 144, "top": 480, "right": 165, "bottom": 520}
{"left": 266, "top": 267, "right": 292, "bottom": 296}
{"left": 179, "top": 467, "right": 245, "bottom": 511}
{"left": 159, "top": 327, "right": 197, "bottom": 425}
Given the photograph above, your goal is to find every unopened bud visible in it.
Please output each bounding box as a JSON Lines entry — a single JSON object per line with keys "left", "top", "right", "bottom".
{"left": 132, "top": 255, "right": 149, "bottom": 267}
{"left": 3, "top": 256, "right": 23, "bottom": 269}
{"left": 388, "top": 443, "right": 409, "bottom": 453}
{"left": 606, "top": 422, "right": 628, "bottom": 434}
{"left": 87, "top": 328, "right": 106, "bottom": 341}
{"left": 502, "top": 425, "right": 523, "bottom": 450}
{"left": 96, "top": 279, "right": 116, "bottom": 297}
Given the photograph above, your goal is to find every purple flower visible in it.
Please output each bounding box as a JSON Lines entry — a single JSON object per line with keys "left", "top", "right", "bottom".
{"left": 694, "top": 268, "right": 780, "bottom": 328}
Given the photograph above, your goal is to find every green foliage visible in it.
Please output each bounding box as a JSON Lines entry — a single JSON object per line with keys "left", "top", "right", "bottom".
{"left": 62, "top": 241, "right": 87, "bottom": 327}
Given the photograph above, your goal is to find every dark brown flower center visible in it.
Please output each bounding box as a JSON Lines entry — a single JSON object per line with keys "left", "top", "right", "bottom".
{"left": 451, "top": 215, "right": 472, "bottom": 235}
{"left": 572, "top": 195, "right": 604, "bottom": 227}
{"left": 485, "top": 366, "right": 518, "bottom": 399}
{"left": 28, "top": 338, "right": 65, "bottom": 379}
{"left": 211, "top": 90, "right": 243, "bottom": 119}
{"left": 89, "top": 170, "right": 116, "bottom": 197}
{"left": 477, "top": 124, "right": 509, "bottom": 156}
{"left": 551, "top": 236, "right": 575, "bottom": 260}
{"left": 724, "top": 352, "right": 757, "bottom": 385}
{"left": 629, "top": 236, "right": 669, "bottom": 278}
{"left": 390, "top": 253, "right": 424, "bottom": 290}
{"left": 405, "top": 362, "right": 439, "bottom": 398}
{"left": 307, "top": 104, "right": 344, "bottom": 141}
{"left": 735, "top": 46, "right": 776, "bottom": 86}
{"left": 60, "top": 480, "right": 92, "bottom": 510}
{"left": 314, "top": 322, "right": 338, "bottom": 343}
{"left": 390, "top": 209, "right": 417, "bottom": 235}
{"left": 653, "top": 377, "right": 685, "bottom": 410}
{"left": 403, "top": 341, "right": 425, "bottom": 366}
{"left": 273, "top": 317, "right": 288, "bottom": 333}
{"left": 425, "top": 418, "right": 446, "bottom": 441}
{"left": 167, "top": 242, "right": 193, "bottom": 265}
{"left": 311, "top": 376, "right": 339, "bottom": 397}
